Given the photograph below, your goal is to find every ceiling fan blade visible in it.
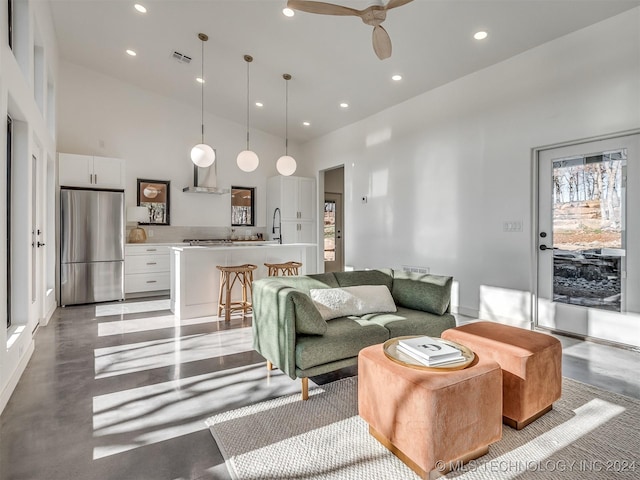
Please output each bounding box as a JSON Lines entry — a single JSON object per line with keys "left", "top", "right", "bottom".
{"left": 385, "top": 0, "right": 414, "bottom": 10}
{"left": 287, "top": 0, "right": 360, "bottom": 16}
{"left": 372, "top": 25, "right": 392, "bottom": 60}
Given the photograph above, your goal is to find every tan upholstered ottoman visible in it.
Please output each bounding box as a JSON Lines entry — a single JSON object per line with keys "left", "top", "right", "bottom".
{"left": 442, "top": 321, "right": 562, "bottom": 430}
{"left": 358, "top": 344, "right": 502, "bottom": 479}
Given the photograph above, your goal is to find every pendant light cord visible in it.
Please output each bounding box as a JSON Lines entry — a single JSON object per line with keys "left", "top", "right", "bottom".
{"left": 200, "top": 37, "right": 205, "bottom": 143}
{"left": 285, "top": 77, "right": 289, "bottom": 155}
{"left": 246, "top": 59, "right": 250, "bottom": 150}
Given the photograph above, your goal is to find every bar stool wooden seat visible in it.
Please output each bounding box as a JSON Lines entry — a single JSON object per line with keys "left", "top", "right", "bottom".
{"left": 264, "top": 261, "right": 303, "bottom": 276}
{"left": 216, "top": 264, "right": 257, "bottom": 322}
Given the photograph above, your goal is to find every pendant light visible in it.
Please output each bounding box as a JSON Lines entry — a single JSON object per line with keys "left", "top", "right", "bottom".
{"left": 276, "top": 73, "right": 297, "bottom": 176}
{"left": 190, "top": 33, "right": 215, "bottom": 168}
{"left": 236, "top": 55, "right": 259, "bottom": 172}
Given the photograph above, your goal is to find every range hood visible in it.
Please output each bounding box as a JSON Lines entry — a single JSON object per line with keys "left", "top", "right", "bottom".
{"left": 183, "top": 163, "right": 229, "bottom": 194}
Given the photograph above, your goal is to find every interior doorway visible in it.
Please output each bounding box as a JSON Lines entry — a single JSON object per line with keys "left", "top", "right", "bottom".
{"left": 324, "top": 167, "right": 344, "bottom": 273}
{"left": 535, "top": 132, "right": 640, "bottom": 348}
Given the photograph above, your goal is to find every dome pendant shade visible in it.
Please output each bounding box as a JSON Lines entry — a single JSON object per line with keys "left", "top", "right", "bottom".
{"left": 276, "top": 155, "right": 297, "bottom": 176}
{"left": 191, "top": 143, "right": 216, "bottom": 168}
{"left": 237, "top": 149, "right": 259, "bottom": 172}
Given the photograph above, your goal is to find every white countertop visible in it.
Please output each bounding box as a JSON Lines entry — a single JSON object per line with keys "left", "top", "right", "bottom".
{"left": 126, "top": 242, "right": 189, "bottom": 246}
{"left": 171, "top": 242, "right": 317, "bottom": 251}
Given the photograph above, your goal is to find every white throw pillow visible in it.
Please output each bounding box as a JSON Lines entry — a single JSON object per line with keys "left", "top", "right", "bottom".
{"left": 309, "top": 285, "right": 397, "bottom": 321}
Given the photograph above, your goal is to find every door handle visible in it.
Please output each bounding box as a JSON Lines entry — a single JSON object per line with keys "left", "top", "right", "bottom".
{"left": 539, "top": 245, "right": 556, "bottom": 251}
{"left": 37, "top": 242, "right": 46, "bottom": 247}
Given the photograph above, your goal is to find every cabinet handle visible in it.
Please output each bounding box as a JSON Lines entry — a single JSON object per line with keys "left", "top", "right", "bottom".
{"left": 89, "top": 173, "right": 93, "bottom": 184}
{"left": 146, "top": 262, "right": 157, "bottom": 265}
{"left": 95, "top": 174, "right": 98, "bottom": 184}
{"left": 146, "top": 248, "right": 157, "bottom": 252}
{"left": 146, "top": 280, "right": 157, "bottom": 284}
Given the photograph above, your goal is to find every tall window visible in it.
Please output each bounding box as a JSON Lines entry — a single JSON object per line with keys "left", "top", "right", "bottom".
{"left": 7, "top": 0, "right": 13, "bottom": 50}
{"left": 6, "top": 116, "right": 12, "bottom": 328}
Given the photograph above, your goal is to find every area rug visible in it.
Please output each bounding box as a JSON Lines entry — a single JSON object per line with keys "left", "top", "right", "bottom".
{"left": 206, "top": 376, "right": 640, "bottom": 479}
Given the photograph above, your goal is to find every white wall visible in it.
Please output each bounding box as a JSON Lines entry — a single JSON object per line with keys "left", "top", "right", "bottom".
{"left": 57, "top": 61, "right": 309, "bottom": 229}
{"left": 303, "top": 8, "right": 640, "bottom": 323}
{"left": 1, "top": 0, "right": 59, "bottom": 413}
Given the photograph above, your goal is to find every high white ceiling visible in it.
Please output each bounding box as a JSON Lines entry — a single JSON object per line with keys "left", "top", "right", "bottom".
{"left": 50, "top": 0, "right": 640, "bottom": 143}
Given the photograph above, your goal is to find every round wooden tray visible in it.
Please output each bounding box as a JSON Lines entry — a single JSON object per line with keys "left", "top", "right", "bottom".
{"left": 383, "top": 336, "right": 475, "bottom": 372}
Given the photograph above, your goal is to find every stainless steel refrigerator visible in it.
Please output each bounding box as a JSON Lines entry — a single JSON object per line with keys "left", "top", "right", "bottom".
{"left": 60, "top": 188, "right": 125, "bottom": 306}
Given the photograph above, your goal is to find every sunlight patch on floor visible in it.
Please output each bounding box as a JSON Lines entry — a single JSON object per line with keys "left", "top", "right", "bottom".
{"left": 91, "top": 362, "right": 303, "bottom": 459}
{"left": 94, "top": 327, "right": 253, "bottom": 379}
{"left": 476, "top": 399, "right": 625, "bottom": 479}
{"left": 98, "top": 314, "right": 220, "bottom": 336}
{"left": 95, "top": 299, "right": 171, "bottom": 317}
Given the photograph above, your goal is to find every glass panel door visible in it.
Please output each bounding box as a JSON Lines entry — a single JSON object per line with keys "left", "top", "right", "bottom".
{"left": 324, "top": 193, "right": 343, "bottom": 272}
{"left": 537, "top": 133, "right": 640, "bottom": 348}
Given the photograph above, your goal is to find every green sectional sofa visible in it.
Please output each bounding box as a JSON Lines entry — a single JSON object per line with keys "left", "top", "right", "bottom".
{"left": 252, "top": 269, "right": 456, "bottom": 399}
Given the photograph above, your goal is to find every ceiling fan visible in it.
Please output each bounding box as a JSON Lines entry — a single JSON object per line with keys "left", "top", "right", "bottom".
{"left": 287, "top": 0, "right": 414, "bottom": 60}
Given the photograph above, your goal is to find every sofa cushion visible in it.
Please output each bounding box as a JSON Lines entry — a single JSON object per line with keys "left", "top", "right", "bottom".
{"left": 290, "top": 291, "right": 327, "bottom": 335}
{"left": 295, "top": 317, "right": 389, "bottom": 370}
{"left": 391, "top": 272, "right": 453, "bottom": 315}
{"left": 333, "top": 269, "right": 393, "bottom": 291}
{"left": 360, "top": 307, "right": 456, "bottom": 338}
{"left": 310, "top": 285, "right": 397, "bottom": 321}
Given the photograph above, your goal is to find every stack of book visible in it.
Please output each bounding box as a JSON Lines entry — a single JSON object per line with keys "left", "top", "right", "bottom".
{"left": 396, "top": 336, "right": 465, "bottom": 366}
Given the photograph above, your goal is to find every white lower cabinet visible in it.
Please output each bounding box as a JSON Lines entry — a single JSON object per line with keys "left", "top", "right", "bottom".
{"left": 125, "top": 244, "right": 176, "bottom": 295}
{"left": 281, "top": 221, "right": 315, "bottom": 244}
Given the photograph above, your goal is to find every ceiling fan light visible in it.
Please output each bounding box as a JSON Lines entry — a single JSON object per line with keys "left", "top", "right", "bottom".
{"left": 191, "top": 143, "right": 216, "bottom": 168}
{"left": 237, "top": 150, "right": 259, "bottom": 172}
{"left": 276, "top": 155, "right": 297, "bottom": 176}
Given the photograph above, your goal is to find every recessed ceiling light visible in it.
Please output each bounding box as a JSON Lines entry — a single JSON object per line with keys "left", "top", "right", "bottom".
{"left": 126, "top": 49, "right": 137, "bottom": 56}
{"left": 255, "top": 102, "right": 264, "bottom": 107}
{"left": 303, "top": 121, "right": 310, "bottom": 126}
{"left": 392, "top": 74, "right": 402, "bottom": 81}
{"left": 196, "top": 77, "right": 205, "bottom": 84}
{"left": 474, "top": 31, "right": 488, "bottom": 40}
{"left": 340, "top": 103, "right": 349, "bottom": 108}
{"left": 283, "top": 7, "right": 295, "bottom": 17}
{"left": 134, "top": 4, "right": 147, "bottom": 13}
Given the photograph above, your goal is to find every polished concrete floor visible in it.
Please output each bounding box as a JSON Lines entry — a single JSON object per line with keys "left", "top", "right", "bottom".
{"left": 1, "top": 298, "right": 639, "bottom": 480}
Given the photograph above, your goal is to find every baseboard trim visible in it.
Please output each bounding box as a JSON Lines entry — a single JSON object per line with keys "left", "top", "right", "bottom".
{"left": 0, "top": 340, "right": 35, "bottom": 415}
{"left": 40, "top": 300, "right": 57, "bottom": 327}
{"left": 454, "top": 306, "right": 479, "bottom": 318}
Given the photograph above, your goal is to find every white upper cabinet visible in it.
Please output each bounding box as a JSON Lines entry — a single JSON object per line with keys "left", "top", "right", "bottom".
{"left": 267, "top": 176, "right": 316, "bottom": 244}
{"left": 268, "top": 176, "right": 316, "bottom": 222}
{"left": 58, "top": 153, "right": 124, "bottom": 189}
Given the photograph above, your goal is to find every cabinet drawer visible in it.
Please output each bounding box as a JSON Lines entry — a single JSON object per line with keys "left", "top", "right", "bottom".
{"left": 125, "top": 254, "right": 170, "bottom": 274}
{"left": 125, "top": 245, "right": 171, "bottom": 256}
{"left": 125, "top": 272, "right": 170, "bottom": 293}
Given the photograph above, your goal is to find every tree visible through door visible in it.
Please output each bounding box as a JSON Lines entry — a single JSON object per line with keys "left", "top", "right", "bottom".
{"left": 551, "top": 150, "right": 625, "bottom": 312}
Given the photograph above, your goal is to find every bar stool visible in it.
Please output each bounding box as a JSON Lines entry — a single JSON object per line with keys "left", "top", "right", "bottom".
{"left": 216, "top": 264, "right": 257, "bottom": 322}
{"left": 264, "top": 261, "right": 303, "bottom": 276}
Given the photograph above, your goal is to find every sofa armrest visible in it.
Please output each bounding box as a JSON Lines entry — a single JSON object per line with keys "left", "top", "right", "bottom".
{"left": 251, "top": 278, "right": 303, "bottom": 380}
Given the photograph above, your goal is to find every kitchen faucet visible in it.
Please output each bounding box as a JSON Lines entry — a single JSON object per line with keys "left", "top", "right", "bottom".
{"left": 272, "top": 207, "right": 282, "bottom": 244}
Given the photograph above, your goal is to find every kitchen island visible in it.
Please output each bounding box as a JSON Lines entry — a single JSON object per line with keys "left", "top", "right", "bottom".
{"left": 169, "top": 243, "right": 317, "bottom": 319}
